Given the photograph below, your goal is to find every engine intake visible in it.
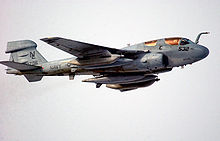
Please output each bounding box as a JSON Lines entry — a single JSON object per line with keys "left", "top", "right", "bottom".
{"left": 140, "top": 53, "right": 168, "bottom": 70}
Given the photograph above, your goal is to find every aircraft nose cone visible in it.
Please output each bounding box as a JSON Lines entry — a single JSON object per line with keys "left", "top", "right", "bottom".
{"left": 199, "top": 45, "right": 209, "bottom": 59}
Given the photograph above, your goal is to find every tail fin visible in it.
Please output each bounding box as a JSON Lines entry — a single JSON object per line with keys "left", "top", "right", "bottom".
{"left": 1, "top": 40, "right": 47, "bottom": 82}
{"left": 6, "top": 40, "right": 47, "bottom": 65}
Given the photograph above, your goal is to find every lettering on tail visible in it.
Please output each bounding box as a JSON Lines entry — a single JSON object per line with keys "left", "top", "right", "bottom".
{"left": 30, "top": 51, "right": 36, "bottom": 59}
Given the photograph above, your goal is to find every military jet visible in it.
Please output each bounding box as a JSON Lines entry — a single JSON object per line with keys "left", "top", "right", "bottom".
{"left": 0, "top": 32, "right": 209, "bottom": 91}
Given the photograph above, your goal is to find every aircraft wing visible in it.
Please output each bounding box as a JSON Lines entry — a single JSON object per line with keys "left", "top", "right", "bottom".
{"left": 40, "top": 37, "right": 143, "bottom": 59}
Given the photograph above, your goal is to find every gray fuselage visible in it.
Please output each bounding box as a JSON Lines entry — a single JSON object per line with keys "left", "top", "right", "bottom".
{"left": 27, "top": 37, "right": 209, "bottom": 76}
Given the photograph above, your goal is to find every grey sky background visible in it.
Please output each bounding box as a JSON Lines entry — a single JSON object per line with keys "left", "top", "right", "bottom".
{"left": 0, "top": 0, "right": 220, "bottom": 141}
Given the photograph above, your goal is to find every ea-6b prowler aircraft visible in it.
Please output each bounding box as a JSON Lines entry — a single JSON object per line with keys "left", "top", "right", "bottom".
{"left": 0, "top": 32, "right": 209, "bottom": 91}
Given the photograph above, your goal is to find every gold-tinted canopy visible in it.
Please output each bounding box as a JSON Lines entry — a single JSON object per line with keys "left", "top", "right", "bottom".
{"left": 165, "top": 37, "right": 181, "bottom": 45}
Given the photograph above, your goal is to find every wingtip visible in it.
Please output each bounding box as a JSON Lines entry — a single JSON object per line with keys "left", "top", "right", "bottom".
{"left": 40, "top": 37, "right": 60, "bottom": 43}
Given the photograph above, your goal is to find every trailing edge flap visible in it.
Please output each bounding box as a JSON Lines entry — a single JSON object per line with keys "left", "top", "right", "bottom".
{"left": 0, "top": 61, "right": 42, "bottom": 71}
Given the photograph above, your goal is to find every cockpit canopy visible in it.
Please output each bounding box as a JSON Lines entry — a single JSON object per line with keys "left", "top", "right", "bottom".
{"left": 145, "top": 37, "right": 194, "bottom": 46}
{"left": 165, "top": 38, "right": 181, "bottom": 45}
{"left": 165, "top": 37, "right": 194, "bottom": 45}
{"left": 180, "top": 38, "right": 194, "bottom": 45}
{"left": 145, "top": 40, "right": 157, "bottom": 46}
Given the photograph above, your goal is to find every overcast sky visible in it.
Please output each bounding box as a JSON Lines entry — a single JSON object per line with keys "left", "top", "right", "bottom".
{"left": 0, "top": 0, "right": 220, "bottom": 141}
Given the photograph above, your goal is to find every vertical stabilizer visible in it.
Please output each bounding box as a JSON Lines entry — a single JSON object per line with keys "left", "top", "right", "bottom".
{"left": 6, "top": 40, "right": 47, "bottom": 65}
{"left": 3, "top": 40, "right": 47, "bottom": 82}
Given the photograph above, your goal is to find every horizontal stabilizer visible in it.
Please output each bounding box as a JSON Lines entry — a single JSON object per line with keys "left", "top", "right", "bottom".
{"left": 0, "top": 61, "right": 42, "bottom": 71}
